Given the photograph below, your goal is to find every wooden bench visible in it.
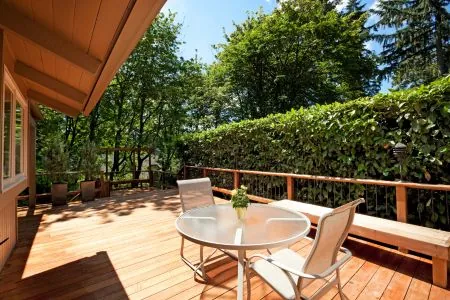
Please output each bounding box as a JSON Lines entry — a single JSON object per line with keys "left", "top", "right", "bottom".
{"left": 270, "top": 199, "right": 450, "bottom": 288}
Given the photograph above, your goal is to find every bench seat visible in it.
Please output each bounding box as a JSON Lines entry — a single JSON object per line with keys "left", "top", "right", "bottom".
{"left": 270, "top": 199, "right": 450, "bottom": 288}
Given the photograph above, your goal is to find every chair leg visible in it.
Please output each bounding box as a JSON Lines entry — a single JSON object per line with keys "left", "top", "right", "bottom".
{"left": 180, "top": 237, "right": 208, "bottom": 281}
{"left": 245, "top": 262, "right": 251, "bottom": 299}
{"left": 336, "top": 269, "right": 345, "bottom": 299}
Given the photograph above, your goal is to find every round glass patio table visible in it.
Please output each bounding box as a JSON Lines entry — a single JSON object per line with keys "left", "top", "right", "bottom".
{"left": 175, "top": 203, "right": 311, "bottom": 300}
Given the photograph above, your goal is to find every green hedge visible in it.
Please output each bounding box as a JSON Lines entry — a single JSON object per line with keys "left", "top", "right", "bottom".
{"left": 177, "top": 76, "right": 450, "bottom": 228}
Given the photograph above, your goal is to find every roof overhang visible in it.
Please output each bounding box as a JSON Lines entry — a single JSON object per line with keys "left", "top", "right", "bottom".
{"left": 0, "top": 0, "right": 166, "bottom": 117}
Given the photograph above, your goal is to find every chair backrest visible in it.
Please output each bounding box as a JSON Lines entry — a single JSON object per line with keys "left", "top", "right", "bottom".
{"left": 302, "top": 198, "right": 365, "bottom": 275}
{"left": 177, "top": 177, "right": 215, "bottom": 212}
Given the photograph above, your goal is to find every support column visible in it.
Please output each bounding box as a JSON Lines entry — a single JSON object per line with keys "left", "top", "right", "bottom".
{"left": 396, "top": 185, "right": 408, "bottom": 253}
{"left": 28, "top": 117, "right": 36, "bottom": 207}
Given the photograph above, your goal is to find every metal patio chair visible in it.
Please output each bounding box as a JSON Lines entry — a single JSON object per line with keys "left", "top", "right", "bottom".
{"left": 246, "top": 198, "right": 365, "bottom": 300}
{"left": 177, "top": 177, "right": 219, "bottom": 281}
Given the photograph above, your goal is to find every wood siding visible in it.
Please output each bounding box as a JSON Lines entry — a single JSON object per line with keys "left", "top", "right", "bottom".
{"left": 0, "top": 27, "right": 29, "bottom": 273}
{"left": 0, "top": 196, "right": 16, "bottom": 271}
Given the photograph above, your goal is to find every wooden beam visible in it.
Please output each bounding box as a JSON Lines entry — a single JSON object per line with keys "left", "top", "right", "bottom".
{"left": 29, "top": 102, "right": 44, "bottom": 120}
{"left": 27, "top": 90, "right": 80, "bottom": 117}
{"left": 15, "top": 61, "right": 86, "bottom": 103}
{"left": 0, "top": 2, "right": 101, "bottom": 74}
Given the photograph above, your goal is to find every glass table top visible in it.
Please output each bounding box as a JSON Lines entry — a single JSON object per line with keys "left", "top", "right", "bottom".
{"left": 176, "top": 203, "right": 311, "bottom": 250}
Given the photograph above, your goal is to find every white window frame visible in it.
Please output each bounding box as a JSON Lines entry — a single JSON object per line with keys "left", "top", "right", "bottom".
{"left": 2, "top": 66, "right": 27, "bottom": 191}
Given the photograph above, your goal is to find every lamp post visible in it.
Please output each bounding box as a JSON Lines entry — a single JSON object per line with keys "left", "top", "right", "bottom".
{"left": 393, "top": 142, "right": 407, "bottom": 180}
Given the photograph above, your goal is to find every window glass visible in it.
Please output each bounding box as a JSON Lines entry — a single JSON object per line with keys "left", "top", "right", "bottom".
{"left": 3, "top": 87, "right": 12, "bottom": 179}
{"left": 15, "top": 104, "right": 22, "bottom": 175}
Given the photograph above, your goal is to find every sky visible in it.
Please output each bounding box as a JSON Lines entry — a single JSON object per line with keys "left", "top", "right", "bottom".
{"left": 161, "top": 0, "right": 390, "bottom": 91}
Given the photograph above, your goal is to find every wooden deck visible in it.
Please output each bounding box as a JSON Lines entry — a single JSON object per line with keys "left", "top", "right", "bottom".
{"left": 0, "top": 188, "right": 449, "bottom": 300}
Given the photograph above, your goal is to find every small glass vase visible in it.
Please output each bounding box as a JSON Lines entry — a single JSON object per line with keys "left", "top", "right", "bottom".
{"left": 235, "top": 207, "right": 247, "bottom": 220}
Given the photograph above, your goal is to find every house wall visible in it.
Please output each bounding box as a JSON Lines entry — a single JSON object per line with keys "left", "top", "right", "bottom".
{"left": 0, "top": 28, "right": 31, "bottom": 271}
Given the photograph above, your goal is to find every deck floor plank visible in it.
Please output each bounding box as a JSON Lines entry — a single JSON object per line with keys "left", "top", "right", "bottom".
{"left": 0, "top": 189, "right": 448, "bottom": 300}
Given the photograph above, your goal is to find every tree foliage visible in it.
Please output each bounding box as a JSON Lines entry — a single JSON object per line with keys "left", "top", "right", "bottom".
{"left": 213, "top": 0, "right": 379, "bottom": 119}
{"left": 345, "top": 0, "right": 365, "bottom": 15}
{"left": 372, "top": 0, "right": 450, "bottom": 88}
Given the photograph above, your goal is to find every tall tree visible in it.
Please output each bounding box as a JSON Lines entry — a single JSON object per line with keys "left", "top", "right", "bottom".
{"left": 125, "top": 12, "right": 186, "bottom": 176}
{"left": 215, "top": 0, "right": 379, "bottom": 119}
{"left": 372, "top": 0, "right": 450, "bottom": 88}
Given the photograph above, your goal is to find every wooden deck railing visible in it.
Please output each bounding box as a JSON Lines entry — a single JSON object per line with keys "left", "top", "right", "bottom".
{"left": 184, "top": 165, "right": 450, "bottom": 229}
{"left": 19, "top": 170, "right": 177, "bottom": 205}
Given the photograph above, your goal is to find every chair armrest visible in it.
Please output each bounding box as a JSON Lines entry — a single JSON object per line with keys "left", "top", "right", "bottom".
{"left": 316, "top": 247, "right": 352, "bottom": 278}
{"left": 247, "top": 254, "right": 321, "bottom": 280}
{"left": 247, "top": 246, "right": 352, "bottom": 280}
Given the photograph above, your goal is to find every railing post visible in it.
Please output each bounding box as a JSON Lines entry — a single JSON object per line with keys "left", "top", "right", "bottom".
{"left": 233, "top": 171, "right": 241, "bottom": 189}
{"left": 203, "top": 168, "right": 208, "bottom": 178}
{"left": 183, "top": 165, "right": 188, "bottom": 180}
{"left": 396, "top": 185, "right": 408, "bottom": 253}
{"left": 396, "top": 186, "right": 407, "bottom": 223}
{"left": 287, "top": 176, "right": 294, "bottom": 200}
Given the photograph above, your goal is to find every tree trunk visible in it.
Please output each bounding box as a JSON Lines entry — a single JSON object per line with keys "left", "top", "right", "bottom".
{"left": 435, "top": 10, "right": 448, "bottom": 76}
{"left": 134, "top": 95, "right": 147, "bottom": 182}
{"left": 110, "top": 79, "right": 126, "bottom": 181}
{"left": 89, "top": 104, "right": 100, "bottom": 142}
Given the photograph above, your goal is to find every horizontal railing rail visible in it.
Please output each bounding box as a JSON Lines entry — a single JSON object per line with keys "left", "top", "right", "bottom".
{"left": 185, "top": 166, "right": 450, "bottom": 191}
{"left": 184, "top": 165, "right": 450, "bottom": 230}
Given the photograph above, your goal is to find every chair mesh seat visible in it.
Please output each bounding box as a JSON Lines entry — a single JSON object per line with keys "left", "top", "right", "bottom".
{"left": 252, "top": 249, "right": 306, "bottom": 300}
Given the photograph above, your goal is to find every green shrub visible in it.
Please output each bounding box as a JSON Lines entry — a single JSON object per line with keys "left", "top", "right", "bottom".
{"left": 177, "top": 76, "right": 450, "bottom": 229}
{"left": 43, "top": 139, "right": 69, "bottom": 184}
{"left": 80, "top": 141, "right": 101, "bottom": 181}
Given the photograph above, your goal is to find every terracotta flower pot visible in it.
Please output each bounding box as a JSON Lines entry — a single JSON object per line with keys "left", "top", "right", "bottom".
{"left": 51, "top": 183, "right": 68, "bottom": 206}
{"left": 80, "top": 180, "right": 96, "bottom": 202}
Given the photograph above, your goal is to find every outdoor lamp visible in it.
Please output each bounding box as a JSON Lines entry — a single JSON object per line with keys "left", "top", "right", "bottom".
{"left": 393, "top": 142, "right": 407, "bottom": 160}
{"left": 393, "top": 142, "right": 407, "bottom": 180}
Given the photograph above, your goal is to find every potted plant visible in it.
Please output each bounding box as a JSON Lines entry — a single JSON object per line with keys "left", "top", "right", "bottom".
{"left": 231, "top": 185, "right": 250, "bottom": 220}
{"left": 44, "top": 139, "right": 69, "bottom": 206}
{"left": 80, "top": 141, "right": 100, "bottom": 202}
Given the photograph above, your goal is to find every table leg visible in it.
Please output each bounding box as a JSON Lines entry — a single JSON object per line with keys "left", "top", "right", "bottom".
{"left": 237, "top": 249, "right": 245, "bottom": 300}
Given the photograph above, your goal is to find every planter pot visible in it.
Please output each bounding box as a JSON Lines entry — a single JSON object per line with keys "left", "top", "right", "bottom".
{"left": 234, "top": 207, "right": 247, "bottom": 220}
{"left": 80, "top": 180, "right": 96, "bottom": 202}
{"left": 51, "top": 183, "right": 68, "bottom": 206}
